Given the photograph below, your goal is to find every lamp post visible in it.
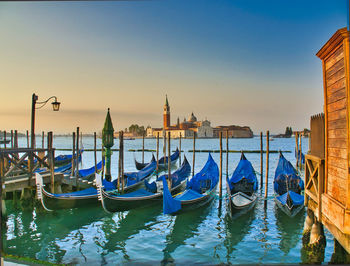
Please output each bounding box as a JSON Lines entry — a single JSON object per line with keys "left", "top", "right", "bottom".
{"left": 31, "top": 93, "right": 60, "bottom": 149}
{"left": 30, "top": 93, "right": 60, "bottom": 170}
{"left": 102, "top": 108, "right": 114, "bottom": 181}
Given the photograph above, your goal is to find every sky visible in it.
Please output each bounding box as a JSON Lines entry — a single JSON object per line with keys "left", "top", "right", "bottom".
{"left": 0, "top": 0, "right": 348, "bottom": 134}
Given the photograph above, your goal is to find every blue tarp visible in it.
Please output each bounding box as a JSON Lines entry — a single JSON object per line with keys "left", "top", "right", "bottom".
{"left": 162, "top": 176, "right": 181, "bottom": 214}
{"left": 274, "top": 153, "right": 304, "bottom": 196}
{"left": 228, "top": 153, "right": 258, "bottom": 191}
{"left": 158, "top": 148, "right": 179, "bottom": 165}
{"left": 78, "top": 160, "right": 104, "bottom": 178}
{"left": 123, "top": 160, "right": 157, "bottom": 186}
{"left": 119, "top": 189, "right": 154, "bottom": 198}
{"left": 186, "top": 153, "right": 219, "bottom": 194}
{"left": 175, "top": 189, "right": 204, "bottom": 201}
{"left": 162, "top": 153, "right": 219, "bottom": 214}
{"left": 156, "top": 156, "right": 191, "bottom": 187}
{"left": 276, "top": 191, "right": 304, "bottom": 206}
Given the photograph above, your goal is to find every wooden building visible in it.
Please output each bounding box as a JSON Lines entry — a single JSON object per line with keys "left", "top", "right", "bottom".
{"left": 305, "top": 27, "right": 350, "bottom": 252}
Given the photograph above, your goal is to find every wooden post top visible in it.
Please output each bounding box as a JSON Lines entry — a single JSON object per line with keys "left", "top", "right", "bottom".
{"left": 316, "top": 27, "right": 349, "bottom": 60}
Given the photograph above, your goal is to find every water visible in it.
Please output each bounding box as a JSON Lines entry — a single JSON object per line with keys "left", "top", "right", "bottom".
{"left": 2, "top": 136, "right": 335, "bottom": 265}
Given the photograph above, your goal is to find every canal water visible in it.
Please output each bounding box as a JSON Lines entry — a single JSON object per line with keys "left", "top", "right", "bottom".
{"left": 2, "top": 136, "right": 335, "bottom": 265}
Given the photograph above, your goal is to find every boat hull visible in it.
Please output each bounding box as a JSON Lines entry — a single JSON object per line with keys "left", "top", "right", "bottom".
{"left": 274, "top": 197, "right": 304, "bottom": 217}
{"left": 102, "top": 181, "right": 186, "bottom": 212}
{"left": 227, "top": 191, "right": 258, "bottom": 219}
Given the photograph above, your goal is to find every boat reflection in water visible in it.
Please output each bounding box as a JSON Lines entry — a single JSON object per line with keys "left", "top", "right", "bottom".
{"left": 274, "top": 204, "right": 305, "bottom": 255}
{"left": 3, "top": 201, "right": 109, "bottom": 263}
{"left": 223, "top": 206, "right": 256, "bottom": 262}
{"left": 161, "top": 201, "right": 213, "bottom": 265}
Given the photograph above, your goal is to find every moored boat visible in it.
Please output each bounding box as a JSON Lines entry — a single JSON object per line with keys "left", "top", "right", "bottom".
{"left": 162, "top": 153, "right": 219, "bottom": 214}
{"left": 226, "top": 152, "right": 258, "bottom": 218}
{"left": 135, "top": 148, "right": 180, "bottom": 171}
{"left": 273, "top": 152, "right": 305, "bottom": 217}
{"left": 97, "top": 156, "right": 191, "bottom": 213}
{"left": 134, "top": 154, "right": 156, "bottom": 171}
{"left": 35, "top": 158, "right": 157, "bottom": 211}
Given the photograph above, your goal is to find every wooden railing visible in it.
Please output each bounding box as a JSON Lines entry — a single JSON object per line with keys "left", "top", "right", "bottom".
{"left": 305, "top": 154, "right": 325, "bottom": 219}
{"left": 0, "top": 148, "right": 53, "bottom": 178}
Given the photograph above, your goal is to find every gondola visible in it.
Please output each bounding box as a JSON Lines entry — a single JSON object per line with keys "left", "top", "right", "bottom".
{"left": 226, "top": 152, "right": 258, "bottom": 218}
{"left": 162, "top": 153, "right": 219, "bottom": 214}
{"left": 97, "top": 156, "right": 191, "bottom": 212}
{"left": 54, "top": 150, "right": 83, "bottom": 166}
{"left": 135, "top": 154, "right": 156, "bottom": 170}
{"left": 134, "top": 148, "right": 179, "bottom": 170}
{"left": 273, "top": 152, "right": 304, "bottom": 217}
{"left": 35, "top": 159, "right": 157, "bottom": 211}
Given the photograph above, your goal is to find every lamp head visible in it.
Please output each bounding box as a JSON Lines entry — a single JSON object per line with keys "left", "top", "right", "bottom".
{"left": 52, "top": 101, "right": 60, "bottom": 111}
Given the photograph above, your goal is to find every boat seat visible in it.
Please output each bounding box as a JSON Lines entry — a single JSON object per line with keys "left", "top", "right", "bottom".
{"left": 231, "top": 178, "right": 254, "bottom": 195}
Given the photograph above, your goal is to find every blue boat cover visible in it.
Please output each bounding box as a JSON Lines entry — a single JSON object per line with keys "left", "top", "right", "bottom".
{"left": 144, "top": 179, "right": 157, "bottom": 193}
{"left": 162, "top": 176, "right": 181, "bottom": 214}
{"left": 124, "top": 160, "right": 157, "bottom": 186}
{"left": 175, "top": 189, "right": 204, "bottom": 201}
{"left": 186, "top": 153, "right": 219, "bottom": 194}
{"left": 274, "top": 152, "right": 304, "bottom": 198}
{"left": 119, "top": 188, "right": 154, "bottom": 198}
{"left": 276, "top": 191, "right": 304, "bottom": 206}
{"left": 158, "top": 148, "right": 179, "bottom": 165}
{"left": 228, "top": 153, "right": 258, "bottom": 191}
{"left": 156, "top": 156, "right": 191, "bottom": 188}
{"left": 162, "top": 153, "right": 218, "bottom": 214}
{"left": 34, "top": 162, "right": 72, "bottom": 174}
{"left": 78, "top": 160, "right": 104, "bottom": 178}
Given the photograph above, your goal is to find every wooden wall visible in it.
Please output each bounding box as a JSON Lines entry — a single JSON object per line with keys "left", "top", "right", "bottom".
{"left": 316, "top": 27, "right": 350, "bottom": 234}
{"left": 310, "top": 113, "right": 325, "bottom": 158}
{"left": 324, "top": 43, "right": 348, "bottom": 206}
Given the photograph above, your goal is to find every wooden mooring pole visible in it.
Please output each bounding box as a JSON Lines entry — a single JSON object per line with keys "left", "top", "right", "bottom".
{"left": 4, "top": 131, "right": 6, "bottom": 149}
{"left": 264, "top": 131, "right": 269, "bottom": 199}
{"left": 192, "top": 132, "right": 196, "bottom": 177}
{"left": 226, "top": 130, "right": 229, "bottom": 178}
{"left": 142, "top": 132, "right": 145, "bottom": 164}
{"left": 121, "top": 131, "right": 124, "bottom": 193}
{"left": 299, "top": 133, "right": 302, "bottom": 168}
{"left": 295, "top": 132, "right": 299, "bottom": 168}
{"left": 26, "top": 130, "right": 29, "bottom": 148}
{"left": 163, "top": 131, "right": 166, "bottom": 168}
{"left": 219, "top": 131, "right": 223, "bottom": 198}
{"left": 101, "top": 142, "right": 104, "bottom": 179}
{"left": 71, "top": 132, "right": 76, "bottom": 177}
{"left": 118, "top": 131, "right": 122, "bottom": 192}
{"left": 179, "top": 133, "right": 182, "bottom": 167}
{"left": 48, "top": 132, "right": 55, "bottom": 193}
{"left": 94, "top": 132, "right": 97, "bottom": 174}
{"left": 76, "top": 127, "right": 80, "bottom": 178}
{"left": 260, "top": 132, "right": 263, "bottom": 188}
{"left": 156, "top": 132, "right": 159, "bottom": 176}
{"left": 168, "top": 131, "right": 171, "bottom": 189}
{"left": 10, "top": 130, "right": 13, "bottom": 148}
{"left": 42, "top": 131, "right": 45, "bottom": 148}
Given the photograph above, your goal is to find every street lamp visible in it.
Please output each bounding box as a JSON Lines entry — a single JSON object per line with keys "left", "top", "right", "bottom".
{"left": 31, "top": 93, "right": 61, "bottom": 150}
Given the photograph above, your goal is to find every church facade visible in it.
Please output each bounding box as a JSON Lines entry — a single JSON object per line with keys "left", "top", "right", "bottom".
{"left": 146, "top": 96, "right": 213, "bottom": 138}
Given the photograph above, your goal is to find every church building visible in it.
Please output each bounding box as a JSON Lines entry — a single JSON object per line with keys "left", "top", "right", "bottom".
{"left": 146, "top": 95, "right": 213, "bottom": 138}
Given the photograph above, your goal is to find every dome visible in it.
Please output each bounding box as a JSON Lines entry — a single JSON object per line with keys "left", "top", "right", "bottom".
{"left": 188, "top": 112, "right": 197, "bottom": 122}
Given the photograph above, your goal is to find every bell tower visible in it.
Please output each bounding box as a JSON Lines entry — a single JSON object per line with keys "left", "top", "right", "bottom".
{"left": 163, "top": 95, "right": 170, "bottom": 129}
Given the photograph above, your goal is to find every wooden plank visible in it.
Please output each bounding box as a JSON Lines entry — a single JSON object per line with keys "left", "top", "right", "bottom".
{"left": 328, "top": 138, "right": 347, "bottom": 149}
{"left": 326, "top": 68, "right": 345, "bottom": 88}
{"left": 326, "top": 58, "right": 345, "bottom": 77}
{"left": 325, "top": 45, "right": 344, "bottom": 70}
{"left": 327, "top": 98, "right": 347, "bottom": 112}
{"left": 328, "top": 147, "right": 347, "bottom": 159}
{"left": 322, "top": 213, "right": 350, "bottom": 253}
{"left": 327, "top": 87, "right": 346, "bottom": 104}
{"left": 328, "top": 108, "right": 347, "bottom": 121}
{"left": 328, "top": 118, "right": 347, "bottom": 130}
{"left": 328, "top": 164, "right": 348, "bottom": 180}
{"left": 328, "top": 155, "right": 348, "bottom": 170}
{"left": 328, "top": 128, "right": 347, "bottom": 139}
{"left": 322, "top": 194, "right": 345, "bottom": 230}
{"left": 327, "top": 78, "right": 346, "bottom": 95}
